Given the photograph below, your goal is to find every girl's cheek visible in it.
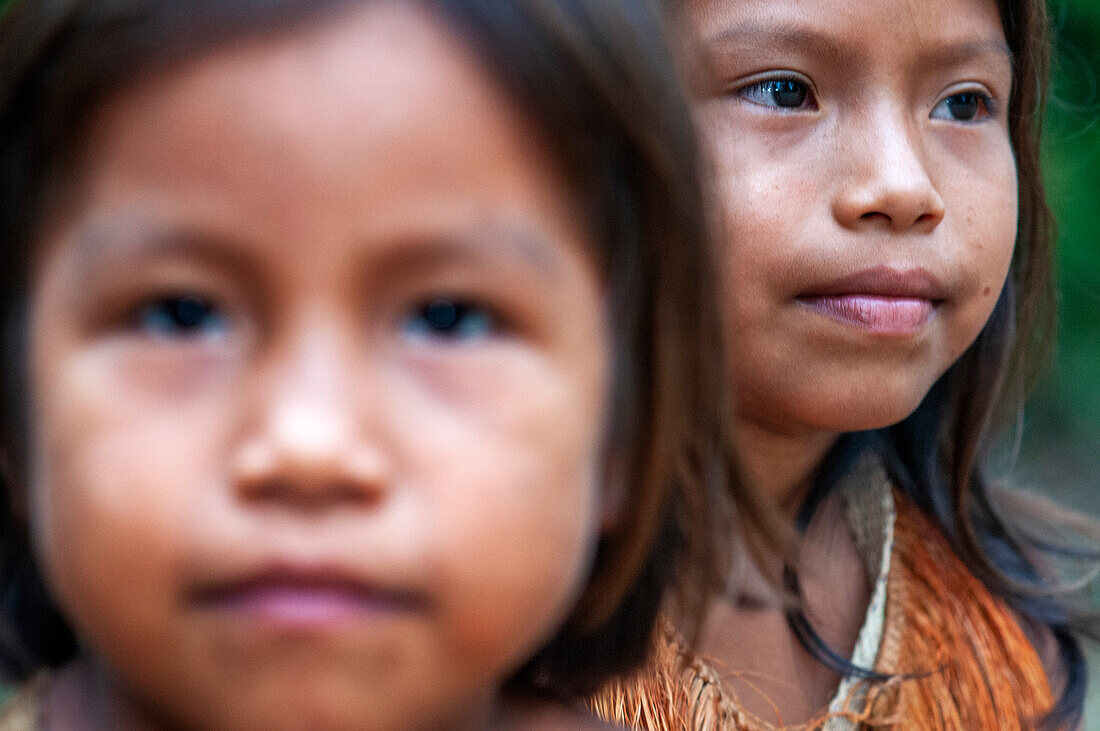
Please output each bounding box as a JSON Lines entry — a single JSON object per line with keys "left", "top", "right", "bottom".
{"left": 32, "top": 426, "right": 185, "bottom": 641}
{"left": 29, "top": 338, "right": 228, "bottom": 605}
{"left": 426, "top": 447, "right": 598, "bottom": 666}
{"left": 110, "top": 346, "right": 239, "bottom": 401}
{"left": 387, "top": 348, "right": 606, "bottom": 661}
{"left": 938, "top": 163, "right": 1017, "bottom": 359}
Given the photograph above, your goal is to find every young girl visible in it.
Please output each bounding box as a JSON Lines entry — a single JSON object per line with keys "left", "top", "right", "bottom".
{"left": 0, "top": 0, "right": 738, "bottom": 727}
{"left": 594, "top": 0, "right": 1098, "bottom": 728}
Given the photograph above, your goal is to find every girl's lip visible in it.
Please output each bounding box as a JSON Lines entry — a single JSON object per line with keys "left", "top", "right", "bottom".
{"left": 189, "top": 565, "right": 427, "bottom": 629}
{"left": 797, "top": 294, "right": 935, "bottom": 335}
{"left": 800, "top": 265, "right": 948, "bottom": 301}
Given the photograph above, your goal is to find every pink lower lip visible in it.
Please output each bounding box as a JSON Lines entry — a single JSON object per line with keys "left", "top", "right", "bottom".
{"left": 798, "top": 295, "right": 935, "bottom": 335}
{"left": 200, "top": 585, "right": 416, "bottom": 629}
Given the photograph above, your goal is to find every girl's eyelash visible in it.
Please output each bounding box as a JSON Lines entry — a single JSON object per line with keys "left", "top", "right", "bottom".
{"left": 729, "top": 75, "right": 1000, "bottom": 123}
{"left": 401, "top": 297, "right": 503, "bottom": 343}
{"left": 119, "top": 292, "right": 509, "bottom": 345}
{"left": 131, "top": 294, "right": 230, "bottom": 341}
{"left": 735, "top": 75, "right": 817, "bottom": 111}
{"left": 930, "top": 89, "right": 999, "bottom": 123}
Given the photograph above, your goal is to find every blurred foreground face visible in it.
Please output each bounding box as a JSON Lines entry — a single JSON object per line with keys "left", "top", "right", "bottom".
{"left": 28, "top": 3, "right": 609, "bottom": 728}
{"left": 692, "top": 0, "right": 1017, "bottom": 434}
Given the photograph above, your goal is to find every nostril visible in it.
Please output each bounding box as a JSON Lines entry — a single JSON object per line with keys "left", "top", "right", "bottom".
{"left": 245, "top": 477, "right": 293, "bottom": 504}
{"left": 242, "top": 476, "right": 381, "bottom": 511}
{"left": 330, "top": 479, "right": 380, "bottom": 506}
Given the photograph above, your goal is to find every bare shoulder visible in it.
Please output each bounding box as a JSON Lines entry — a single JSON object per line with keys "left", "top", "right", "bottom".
{"left": 499, "top": 699, "right": 623, "bottom": 730}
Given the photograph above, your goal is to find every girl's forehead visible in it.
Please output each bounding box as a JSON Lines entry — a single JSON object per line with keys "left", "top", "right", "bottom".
{"left": 31, "top": 1, "right": 598, "bottom": 314}
{"left": 689, "top": 0, "right": 1008, "bottom": 63}
{"left": 52, "top": 2, "right": 584, "bottom": 267}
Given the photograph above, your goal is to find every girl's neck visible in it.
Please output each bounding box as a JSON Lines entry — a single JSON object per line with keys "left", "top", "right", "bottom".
{"left": 734, "top": 416, "right": 840, "bottom": 514}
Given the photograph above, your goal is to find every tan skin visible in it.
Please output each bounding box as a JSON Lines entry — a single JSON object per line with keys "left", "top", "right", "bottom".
{"left": 28, "top": 4, "right": 618, "bottom": 729}
{"left": 687, "top": 0, "right": 1018, "bottom": 722}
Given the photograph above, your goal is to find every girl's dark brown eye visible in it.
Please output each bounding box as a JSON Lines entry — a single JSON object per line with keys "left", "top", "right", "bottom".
{"left": 138, "top": 295, "right": 227, "bottom": 339}
{"left": 403, "top": 298, "right": 495, "bottom": 341}
{"left": 740, "top": 78, "right": 813, "bottom": 109}
{"left": 931, "top": 91, "right": 993, "bottom": 122}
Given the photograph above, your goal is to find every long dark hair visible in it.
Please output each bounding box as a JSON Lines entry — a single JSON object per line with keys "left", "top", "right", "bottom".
{"left": 775, "top": 0, "right": 1099, "bottom": 725}
{"left": 0, "top": 0, "right": 739, "bottom": 701}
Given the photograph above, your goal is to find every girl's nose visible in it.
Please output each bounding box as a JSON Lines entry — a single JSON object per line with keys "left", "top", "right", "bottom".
{"left": 231, "top": 336, "right": 390, "bottom": 511}
{"left": 831, "top": 108, "right": 946, "bottom": 234}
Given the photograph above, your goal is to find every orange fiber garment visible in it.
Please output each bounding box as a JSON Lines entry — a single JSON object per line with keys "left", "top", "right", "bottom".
{"left": 590, "top": 492, "right": 1053, "bottom": 730}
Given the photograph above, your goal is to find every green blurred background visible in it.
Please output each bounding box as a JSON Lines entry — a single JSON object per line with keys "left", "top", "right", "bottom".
{"left": 1023, "top": 0, "right": 1100, "bottom": 529}
{"left": 1028, "top": 0, "right": 1100, "bottom": 726}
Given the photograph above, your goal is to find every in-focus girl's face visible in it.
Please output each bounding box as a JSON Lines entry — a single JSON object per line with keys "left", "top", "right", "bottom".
{"left": 692, "top": 0, "right": 1017, "bottom": 434}
{"left": 28, "top": 4, "right": 609, "bottom": 728}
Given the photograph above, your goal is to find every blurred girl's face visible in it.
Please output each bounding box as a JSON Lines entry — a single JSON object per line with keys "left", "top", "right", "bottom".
{"left": 28, "top": 3, "right": 609, "bottom": 729}
{"left": 691, "top": 0, "right": 1017, "bottom": 435}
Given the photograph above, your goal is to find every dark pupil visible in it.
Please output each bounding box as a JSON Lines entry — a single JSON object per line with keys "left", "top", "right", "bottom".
{"left": 425, "top": 300, "right": 462, "bottom": 331}
{"left": 168, "top": 297, "right": 210, "bottom": 329}
{"left": 770, "top": 80, "right": 806, "bottom": 107}
{"left": 947, "top": 93, "right": 979, "bottom": 120}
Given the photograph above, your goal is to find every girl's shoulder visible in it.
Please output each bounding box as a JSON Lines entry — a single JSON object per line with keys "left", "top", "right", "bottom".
{"left": 870, "top": 491, "right": 1054, "bottom": 727}
{"left": 0, "top": 673, "right": 49, "bottom": 731}
{"left": 588, "top": 488, "right": 1057, "bottom": 730}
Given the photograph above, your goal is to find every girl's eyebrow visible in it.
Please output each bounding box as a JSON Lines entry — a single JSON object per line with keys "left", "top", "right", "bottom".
{"left": 702, "top": 22, "right": 853, "bottom": 64}
{"left": 71, "top": 220, "right": 256, "bottom": 280}
{"left": 372, "top": 227, "right": 570, "bottom": 282}
{"left": 915, "top": 39, "right": 1014, "bottom": 74}
{"left": 704, "top": 22, "right": 1012, "bottom": 70}
{"left": 362, "top": 214, "right": 574, "bottom": 282}
{"left": 67, "top": 216, "right": 571, "bottom": 282}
